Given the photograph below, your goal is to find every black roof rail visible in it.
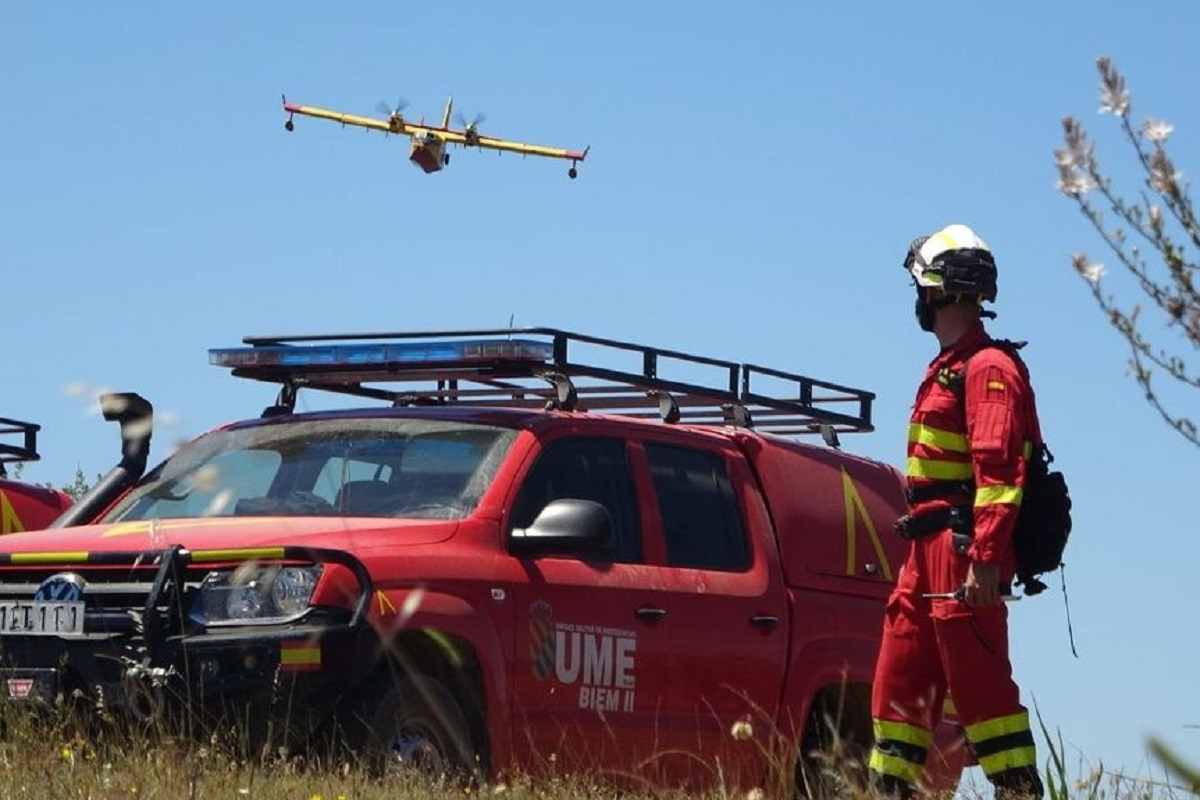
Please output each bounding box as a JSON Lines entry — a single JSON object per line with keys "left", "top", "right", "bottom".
{"left": 0, "top": 418, "right": 41, "bottom": 471}
{"left": 209, "top": 327, "right": 874, "bottom": 436}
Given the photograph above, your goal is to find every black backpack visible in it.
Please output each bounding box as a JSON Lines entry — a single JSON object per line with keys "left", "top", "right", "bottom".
{"left": 949, "top": 341, "right": 1073, "bottom": 596}
{"left": 1013, "top": 442, "right": 1073, "bottom": 595}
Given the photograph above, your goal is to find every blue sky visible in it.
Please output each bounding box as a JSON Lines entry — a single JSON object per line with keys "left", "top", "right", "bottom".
{"left": 4, "top": 2, "right": 1198, "bottom": 789}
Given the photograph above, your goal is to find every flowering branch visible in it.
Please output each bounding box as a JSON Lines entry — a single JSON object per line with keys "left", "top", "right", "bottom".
{"left": 1056, "top": 56, "right": 1200, "bottom": 448}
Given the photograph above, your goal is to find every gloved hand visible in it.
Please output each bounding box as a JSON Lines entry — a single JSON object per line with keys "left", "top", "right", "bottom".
{"left": 963, "top": 560, "right": 1002, "bottom": 607}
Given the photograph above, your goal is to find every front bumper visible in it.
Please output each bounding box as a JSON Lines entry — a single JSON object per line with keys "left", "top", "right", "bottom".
{"left": 0, "top": 545, "right": 376, "bottom": 747}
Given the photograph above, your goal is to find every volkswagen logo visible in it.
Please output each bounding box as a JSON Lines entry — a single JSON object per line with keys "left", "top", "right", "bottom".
{"left": 33, "top": 572, "right": 87, "bottom": 602}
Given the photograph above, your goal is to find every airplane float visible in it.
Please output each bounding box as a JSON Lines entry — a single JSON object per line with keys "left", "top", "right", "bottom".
{"left": 282, "top": 94, "right": 589, "bottom": 178}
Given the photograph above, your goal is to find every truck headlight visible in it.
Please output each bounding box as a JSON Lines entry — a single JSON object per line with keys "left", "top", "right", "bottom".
{"left": 192, "top": 565, "right": 323, "bottom": 624}
{"left": 270, "top": 566, "right": 321, "bottom": 616}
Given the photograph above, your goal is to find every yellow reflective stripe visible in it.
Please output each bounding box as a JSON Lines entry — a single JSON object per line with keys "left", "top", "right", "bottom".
{"left": 975, "top": 485, "right": 1023, "bottom": 507}
{"left": 190, "top": 547, "right": 288, "bottom": 562}
{"left": 965, "top": 711, "right": 1032, "bottom": 742}
{"left": 873, "top": 719, "right": 932, "bottom": 748}
{"left": 10, "top": 552, "right": 90, "bottom": 564}
{"left": 908, "top": 423, "right": 968, "bottom": 452}
{"left": 869, "top": 750, "right": 925, "bottom": 784}
{"left": 1023, "top": 441, "right": 1034, "bottom": 459}
{"left": 978, "top": 746, "right": 1038, "bottom": 775}
{"left": 906, "top": 457, "right": 974, "bottom": 480}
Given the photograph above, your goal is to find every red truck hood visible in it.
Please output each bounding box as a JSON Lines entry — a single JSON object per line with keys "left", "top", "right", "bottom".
{"left": 0, "top": 516, "right": 458, "bottom": 555}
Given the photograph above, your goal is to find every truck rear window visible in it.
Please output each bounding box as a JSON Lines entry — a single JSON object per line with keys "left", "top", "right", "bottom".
{"left": 102, "top": 418, "right": 517, "bottom": 522}
{"left": 645, "top": 442, "right": 749, "bottom": 571}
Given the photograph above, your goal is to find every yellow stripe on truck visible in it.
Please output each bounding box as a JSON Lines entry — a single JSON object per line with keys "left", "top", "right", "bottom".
{"left": 191, "top": 547, "right": 288, "bottom": 562}
{"left": 10, "top": 551, "right": 90, "bottom": 564}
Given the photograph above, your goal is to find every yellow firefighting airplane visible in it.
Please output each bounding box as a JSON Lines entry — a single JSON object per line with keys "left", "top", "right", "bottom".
{"left": 282, "top": 94, "right": 589, "bottom": 179}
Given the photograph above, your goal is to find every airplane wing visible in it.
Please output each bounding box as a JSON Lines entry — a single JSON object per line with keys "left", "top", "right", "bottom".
{"left": 415, "top": 125, "right": 587, "bottom": 161}
{"left": 283, "top": 101, "right": 399, "bottom": 135}
{"left": 282, "top": 96, "right": 588, "bottom": 168}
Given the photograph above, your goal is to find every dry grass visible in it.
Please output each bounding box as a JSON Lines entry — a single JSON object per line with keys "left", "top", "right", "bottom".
{"left": 0, "top": 703, "right": 1194, "bottom": 800}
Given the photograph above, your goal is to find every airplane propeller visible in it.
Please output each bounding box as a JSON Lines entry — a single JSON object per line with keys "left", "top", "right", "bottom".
{"left": 454, "top": 110, "right": 487, "bottom": 135}
{"left": 376, "top": 97, "right": 409, "bottom": 119}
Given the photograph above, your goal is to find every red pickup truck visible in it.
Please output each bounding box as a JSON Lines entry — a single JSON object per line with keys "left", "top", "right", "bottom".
{"left": 0, "top": 417, "right": 72, "bottom": 534}
{"left": 0, "top": 329, "right": 964, "bottom": 795}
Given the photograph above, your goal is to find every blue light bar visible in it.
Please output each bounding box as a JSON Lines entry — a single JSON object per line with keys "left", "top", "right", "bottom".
{"left": 209, "top": 338, "right": 554, "bottom": 370}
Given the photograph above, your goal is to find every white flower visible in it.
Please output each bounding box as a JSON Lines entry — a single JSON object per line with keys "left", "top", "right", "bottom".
{"left": 730, "top": 718, "right": 754, "bottom": 740}
{"left": 1149, "top": 150, "right": 1182, "bottom": 193}
{"left": 1072, "top": 253, "right": 1105, "bottom": 283}
{"left": 1143, "top": 118, "right": 1174, "bottom": 142}
{"left": 1097, "top": 56, "right": 1131, "bottom": 116}
{"left": 1056, "top": 163, "right": 1096, "bottom": 195}
{"left": 1099, "top": 84, "right": 1130, "bottom": 116}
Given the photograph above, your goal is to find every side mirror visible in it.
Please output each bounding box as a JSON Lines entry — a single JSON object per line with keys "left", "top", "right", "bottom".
{"left": 510, "top": 498, "right": 614, "bottom": 556}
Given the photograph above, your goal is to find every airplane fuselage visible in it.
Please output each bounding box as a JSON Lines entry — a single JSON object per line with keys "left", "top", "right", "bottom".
{"left": 409, "top": 131, "right": 447, "bottom": 173}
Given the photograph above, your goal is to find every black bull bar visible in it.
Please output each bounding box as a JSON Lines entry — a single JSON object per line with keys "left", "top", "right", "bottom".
{"left": 0, "top": 544, "right": 375, "bottom": 717}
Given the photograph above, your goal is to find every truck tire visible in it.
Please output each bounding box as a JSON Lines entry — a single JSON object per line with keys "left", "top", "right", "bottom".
{"left": 795, "top": 688, "right": 872, "bottom": 799}
{"left": 340, "top": 671, "right": 478, "bottom": 785}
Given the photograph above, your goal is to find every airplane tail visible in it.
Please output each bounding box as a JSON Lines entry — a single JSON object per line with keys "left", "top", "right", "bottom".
{"left": 441, "top": 96, "right": 453, "bottom": 129}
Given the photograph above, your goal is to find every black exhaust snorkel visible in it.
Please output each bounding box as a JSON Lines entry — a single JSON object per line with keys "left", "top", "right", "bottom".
{"left": 51, "top": 392, "right": 153, "bottom": 528}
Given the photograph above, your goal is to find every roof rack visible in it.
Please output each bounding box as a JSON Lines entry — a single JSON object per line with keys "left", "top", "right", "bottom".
{"left": 209, "top": 327, "right": 874, "bottom": 436}
{"left": 0, "top": 418, "right": 41, "bottom": 475}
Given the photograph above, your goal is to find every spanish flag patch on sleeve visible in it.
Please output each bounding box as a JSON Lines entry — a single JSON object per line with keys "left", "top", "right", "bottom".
{"left": 982, "top": 365, "right": 1010, "bottom": 398}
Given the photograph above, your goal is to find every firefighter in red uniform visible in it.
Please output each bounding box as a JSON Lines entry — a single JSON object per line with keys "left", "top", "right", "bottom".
{"left": 869, "top": 224, "right": 1043, "bottom": 799}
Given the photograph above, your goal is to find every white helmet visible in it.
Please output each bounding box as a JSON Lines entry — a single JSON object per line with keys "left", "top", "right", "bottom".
{"left": 904, "top": 223, "right": 998, "bottom": 303}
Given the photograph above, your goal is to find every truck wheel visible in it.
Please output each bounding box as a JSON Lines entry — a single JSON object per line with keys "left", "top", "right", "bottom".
{"left": 795, "top": 689, "right": 872, "bottom": 799}
{"left": 797, "top": 738, "right": 866, "bottom": 799}
{"left": 342, "top": 672, "right": 477, "bottom": 785}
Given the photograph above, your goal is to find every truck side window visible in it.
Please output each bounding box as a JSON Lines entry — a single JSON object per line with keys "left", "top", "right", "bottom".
{"left": 511, "top": 437, "right": 642, "bottom": 563}
{"left": 645, "top": 443, "right": 749, "bottom": 571}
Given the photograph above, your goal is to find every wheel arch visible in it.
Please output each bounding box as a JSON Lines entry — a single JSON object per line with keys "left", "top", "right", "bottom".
{"left": 782, "top": 637, "right": 879, "bottom": 795}
{"left": 368, "top": 589, "right": 509, "bottom": 774}
{"left": 377, "top": 628, "right": 491, "bottom": 772}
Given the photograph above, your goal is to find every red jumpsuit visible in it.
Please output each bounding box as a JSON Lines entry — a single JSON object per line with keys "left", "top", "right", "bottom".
{"left": 869, "top": 322, "right": 1042, "bottom": 798}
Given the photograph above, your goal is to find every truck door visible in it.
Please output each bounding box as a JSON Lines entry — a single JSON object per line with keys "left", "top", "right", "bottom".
{"left": 506, "top": 433, "right": 670, "bottom": 779}
{"left": 636, "top": 438, "right": 789, "bottom": 787}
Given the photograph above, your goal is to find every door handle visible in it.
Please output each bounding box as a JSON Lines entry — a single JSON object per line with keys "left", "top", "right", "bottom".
{"left": 635, "top": 606, "right": 667, "bottom": 623}
{"left": 750, "top": 615, "right": 779, "bottom": 630}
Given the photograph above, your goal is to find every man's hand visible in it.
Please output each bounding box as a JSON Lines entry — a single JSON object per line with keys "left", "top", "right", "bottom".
{"left": 963, "top": 560, "right": 1001, "bottom": 607}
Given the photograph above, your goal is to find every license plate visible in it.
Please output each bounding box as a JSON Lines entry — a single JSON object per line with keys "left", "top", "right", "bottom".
{"left": 1, "top": 669, "right": 58, "bottom": 702}
{"left": 0, "top": 601, "right": 85, "bottom": 636}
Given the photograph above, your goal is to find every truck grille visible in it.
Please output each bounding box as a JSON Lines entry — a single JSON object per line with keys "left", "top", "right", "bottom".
{"left": 0, "top": 559, "right": 206, "bottom": 638}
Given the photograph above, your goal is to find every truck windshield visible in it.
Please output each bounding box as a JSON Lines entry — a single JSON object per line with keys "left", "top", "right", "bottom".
{"left": 101, "top": 418, "right": 517, "bottom": 522}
